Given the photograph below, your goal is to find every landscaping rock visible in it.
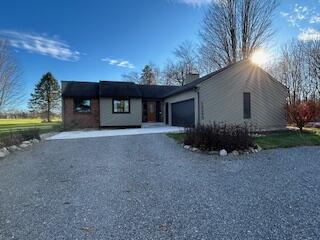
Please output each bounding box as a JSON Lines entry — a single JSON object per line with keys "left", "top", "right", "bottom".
{"left": 31, "top": 139, "right": 40, "bottom": 144}
{"left": 22, "top": 141, "right": 32, "bottom": 145}
{"left": 219, "top": 149, "right": 228, "bottom": 156}
{"left": 0, "top": 151, "right": 6, "bottom": 158}
{"left": 19, "top": 143, "right": 29, "bottom": 148}
{"left": 256, "top": 145, "right": 262, "bottom": 152}
{"left": 0, "top": 148, "right": 10, "bottom": 158}
{"left": 3, "top": 147, "right": 9, "bottom": 154}
{"left": 183, "top": 145, "right": 191, "bottom": 150}
{"left": 249, "top": 147, "right": 255, "bottom": 153}
{"left": 191, "top": 147, "right": 200, "bottom": 152}
{"left": 8, "top": 145, "right": 21, "bottom": 152}
{"left": 231, "top": 150, "right": 239, "bottom": 156}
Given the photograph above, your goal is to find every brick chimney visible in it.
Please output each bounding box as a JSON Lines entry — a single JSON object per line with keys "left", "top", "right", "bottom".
{"left": 185, "top": 73, "right": 199, "bottom": 85}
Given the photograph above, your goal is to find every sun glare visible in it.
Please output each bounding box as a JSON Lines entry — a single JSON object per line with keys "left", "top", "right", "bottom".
{"left": 251, "top": 49, "right": 270, "bottom": 66}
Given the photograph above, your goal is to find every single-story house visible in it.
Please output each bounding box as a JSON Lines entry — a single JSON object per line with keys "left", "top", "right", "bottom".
{"left": 61, "top": 60, "right": 288, "bottom": 130}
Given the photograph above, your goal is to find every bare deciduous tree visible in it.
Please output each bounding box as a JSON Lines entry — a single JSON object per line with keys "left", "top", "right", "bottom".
{"left": 162, "top": 60, "right": 185, "bottom": 86}
{"left": 0, "top": 40, "right": 22, "bottom": 111}
{"left": 163, "top": 41, "right": 199, "bottom": 86}
{"left": 199, "top": 0, "right": 278, "bottom": 73}
{"left": 173, "top": 41, "right": 199, "bottom": 74}
{"left": 309, "top": 41, "right": 320, "bottom": 97}
{"left": 122, "top": 71, "right": 140, "bottom": 83}
{"left": 269, "top": 40, "right": 320, "bottom": 103}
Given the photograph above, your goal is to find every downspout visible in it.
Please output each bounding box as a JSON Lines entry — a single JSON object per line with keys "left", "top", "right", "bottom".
{"left": 194, "top": 86, "right": 200, "bottom": 126}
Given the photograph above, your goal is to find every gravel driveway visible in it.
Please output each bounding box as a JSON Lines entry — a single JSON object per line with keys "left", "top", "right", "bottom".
{"left": 0, "top": 134, "right": 319, "bottom": 239}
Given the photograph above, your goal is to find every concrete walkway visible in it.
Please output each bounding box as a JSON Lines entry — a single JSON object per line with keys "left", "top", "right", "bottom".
{"left": 47, "top": 126, "right": 184, "bottom": 140}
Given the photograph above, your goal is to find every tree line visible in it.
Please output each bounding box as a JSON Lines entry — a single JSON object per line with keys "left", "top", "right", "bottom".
{"left": 268, "top": 40, "right": 320, "bottom": 103}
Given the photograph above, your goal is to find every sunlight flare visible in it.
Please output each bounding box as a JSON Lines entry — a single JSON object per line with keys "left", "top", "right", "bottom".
{"left": 250, "top": 49, "right": 270, "bottom": 66}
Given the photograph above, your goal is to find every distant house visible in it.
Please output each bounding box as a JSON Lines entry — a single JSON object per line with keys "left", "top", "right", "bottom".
{"left": 61, "top": 60, "right": 288, "bottom": 130}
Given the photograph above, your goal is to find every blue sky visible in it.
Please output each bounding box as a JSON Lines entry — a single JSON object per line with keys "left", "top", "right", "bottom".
{"left": 0, "top": 0, "right": 319, "bottom": 109}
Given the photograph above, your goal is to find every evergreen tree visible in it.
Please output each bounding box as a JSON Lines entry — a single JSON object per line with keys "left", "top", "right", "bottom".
{"left": 28, "top": 72, "right": 60, "bottom": 122}
{"left": 140, "top": 65, "right": 156, "bottom": 85}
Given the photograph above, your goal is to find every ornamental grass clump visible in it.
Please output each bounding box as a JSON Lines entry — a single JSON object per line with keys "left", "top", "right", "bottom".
{"left": 0, "top": 128, "right": 40, "bottom": 148}
{"left": 184, "top": 123, "right": 254, "bottom": 152}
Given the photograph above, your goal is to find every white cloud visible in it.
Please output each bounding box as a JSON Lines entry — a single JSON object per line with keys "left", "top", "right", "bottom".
{"left": 298, "top": 28, "right": 320, "bottom": 41}
{"left": 0, "top": 30, "right": 80, "bottom": 61}
{"left": 101, "top": 57, "right": 135, "bottom": 69}
{"left": 310, "top": 15, "right": 320, "bottom": 23}
{"left": 280, "top": 12, "right": 289, "bottom": 17}
{"left": 173, "top": 0, "right": 215, "bottom": 7}
{"left": 280, "top": 4, "right": 309, "bottom": 27}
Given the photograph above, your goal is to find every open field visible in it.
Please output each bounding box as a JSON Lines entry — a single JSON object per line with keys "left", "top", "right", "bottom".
{"left": 167, "top": 128, "right": 320, "bottom": 150}
{"left": 0, "top": 119, "right": 62, "bottom": 135}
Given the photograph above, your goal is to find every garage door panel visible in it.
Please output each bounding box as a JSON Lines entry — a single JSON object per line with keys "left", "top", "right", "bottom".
{"left": 171, "top": 99, "right": 195, "bottom": 127}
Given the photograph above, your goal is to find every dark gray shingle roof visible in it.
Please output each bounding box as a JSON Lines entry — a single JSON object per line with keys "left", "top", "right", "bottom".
{"left": 62, "top": 81, "right": 180, "bottom": 99}
{"left": 61, "top": 81, "right": 99, "bottom": 98}
{"left": 138, "top": 85, "right": 179, "bottom": 99}
{"left": 100, "top": 81, "right": 142, "bottom": 98}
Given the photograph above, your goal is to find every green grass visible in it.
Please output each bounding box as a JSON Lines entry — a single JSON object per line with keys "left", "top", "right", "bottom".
{"left": 255, "top": 130, "right": 320, "bottom": 150}
{"left": 167, "top": 133, "right": 186, "bottom": 143}
{"left": 0, "top": 118, "right": 62, "bottom": 136}
{"left": 167, "top": 128, "right": 320, "bottom": 150}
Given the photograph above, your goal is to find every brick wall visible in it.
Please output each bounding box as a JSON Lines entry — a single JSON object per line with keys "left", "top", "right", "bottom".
{"left": 63, "top": 98, "right": 100, "bottom": 128}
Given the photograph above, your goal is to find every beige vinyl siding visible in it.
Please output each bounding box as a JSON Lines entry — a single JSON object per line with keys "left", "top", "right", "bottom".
{"left": 100, "top": 98, "right": 142, "bottom": 127}
{"left": 164, "top": 90, "right": 198, "bottom": 125}
{"left": 198, "top": 62, "right": 288, "bottom": 129}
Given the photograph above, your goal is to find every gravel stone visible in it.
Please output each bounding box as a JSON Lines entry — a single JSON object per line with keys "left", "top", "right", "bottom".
{"left": 0, "top": 134, "right": 319, "bottom": 239}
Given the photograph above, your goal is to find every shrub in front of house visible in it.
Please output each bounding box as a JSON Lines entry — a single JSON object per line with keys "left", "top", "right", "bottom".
{"left": 184, "top": 123, "right": 254, "bottom": 152}
{"left": 0, "top": 128, "right": 40, "bottom": 148}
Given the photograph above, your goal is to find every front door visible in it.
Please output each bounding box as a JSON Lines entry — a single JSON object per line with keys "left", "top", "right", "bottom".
{"left": 147, "top": 102, "right": 156, "bottom": 122}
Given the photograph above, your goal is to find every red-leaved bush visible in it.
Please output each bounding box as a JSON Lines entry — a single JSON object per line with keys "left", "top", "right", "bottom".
{"left": 286, "top": 101, "right": 319, "bottom": 132}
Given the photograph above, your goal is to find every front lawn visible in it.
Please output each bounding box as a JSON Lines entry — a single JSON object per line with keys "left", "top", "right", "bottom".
{"left": 254, "top": 129, "right": 320, "bottom": 149}
{"left": 167, "top": 133, "right": 185, "bottom": 143}
{"left": 167, "top": 129, "right": 320, "bottom": 150}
